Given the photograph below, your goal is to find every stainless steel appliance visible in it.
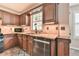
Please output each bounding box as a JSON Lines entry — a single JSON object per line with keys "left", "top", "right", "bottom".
{"left": 0, "top": 33, "right": 4, "bottom": 53}
{"left": 14, "top": 28, "right": 23, "bottom": 32}
{"left": 32, "top": 38, "right": 51, "bottom": 56}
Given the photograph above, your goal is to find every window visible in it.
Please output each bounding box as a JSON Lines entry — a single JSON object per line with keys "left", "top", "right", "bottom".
{"left": 31, "top": 11, "right": 43, "bottom": 30}
{"left": 74, "top": 13, "right": 79, "bottom": 36}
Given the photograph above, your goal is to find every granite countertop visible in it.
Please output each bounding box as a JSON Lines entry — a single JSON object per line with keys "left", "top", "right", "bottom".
{"left": 3, "top": 32, "right": 70, "bottom": 40}
{"left": 17, "top": 32, "right": 70, "bottom": 40}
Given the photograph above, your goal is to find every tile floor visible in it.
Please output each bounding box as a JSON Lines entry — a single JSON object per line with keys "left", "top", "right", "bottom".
{"left": 70, "top": 49, "right": 79, "bottom": 56}
{"left": 0, "top": 47, "right": 79, "bottom": 56}
{"left": 0, "top": 47, "right": 29, "bottom": 56}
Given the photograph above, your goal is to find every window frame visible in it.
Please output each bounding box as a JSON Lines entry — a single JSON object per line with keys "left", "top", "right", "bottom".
{"left": 31, "top": 10, "right": 43, "bottom": 31}
{"left": 74, "top": 13, "right": 79, "bottom": 38}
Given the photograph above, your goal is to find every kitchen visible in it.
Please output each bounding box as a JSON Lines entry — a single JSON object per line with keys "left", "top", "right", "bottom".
{"left": 0, "top": 3, "right": 71, "bottom": 56}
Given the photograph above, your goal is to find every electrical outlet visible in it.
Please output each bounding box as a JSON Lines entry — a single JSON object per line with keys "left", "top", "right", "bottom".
{"left": 61, "top": 26, "right": 65, "bottom": 30}
{"left": 56, "top": 27, "right": 58, "bottom": 30}
{"left": 46, "top": 27, "right": 49, "bottom": 30}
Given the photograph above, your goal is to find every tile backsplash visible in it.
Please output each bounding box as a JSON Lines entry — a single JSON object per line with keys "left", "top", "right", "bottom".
{"left": 0, "top": 26, "right": 13, "bottom": 34}
{"left": 43, "top": 24, "right": 58, "bottom": 34}
{"left": 22, "top": 26, "right": 31, "bottom": 33}
{"left": 43, "top": 24, "right": 70, "bottom": 37}
{"left": 59, "top": 24, "right": 70, "bottom": 37}
{"left": 0, "top": 24, "right": 70, "bottom": 37}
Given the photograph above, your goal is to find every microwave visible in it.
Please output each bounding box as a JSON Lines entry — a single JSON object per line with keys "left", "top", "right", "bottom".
{"left": 14, "top": 28, "right": 23, "bottom": 32}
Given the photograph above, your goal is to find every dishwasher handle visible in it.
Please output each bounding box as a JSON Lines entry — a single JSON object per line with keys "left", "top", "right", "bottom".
{"left": 34, "top": 39, "right": 50, "bottom": 44}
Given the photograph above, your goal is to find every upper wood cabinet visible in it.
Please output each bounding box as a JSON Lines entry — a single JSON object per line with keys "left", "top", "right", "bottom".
{"left": 20, "top": 14, "right": 26, "bottom": 25}
{"left": 1, "top": 11, "right": 20, "bottom": 25}
{"left": 43, "top": 3, "right": 58, "bottom": 23}
{"left": 19, "top": 13, "right": 30, "bottom": 26}
{"left": 10, "top": 14, "right": 20, "bottom": 25}
{"left": 2, "top": 11, "right": 11, "bottom": 25}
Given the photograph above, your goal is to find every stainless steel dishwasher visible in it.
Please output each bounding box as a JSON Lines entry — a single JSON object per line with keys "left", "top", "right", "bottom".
{"left": 32, "top": 37, "right": 51, "bottom": 56}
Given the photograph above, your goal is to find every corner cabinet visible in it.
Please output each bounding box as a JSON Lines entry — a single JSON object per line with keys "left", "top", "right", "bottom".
{"left": 43, "top": 3, "right": 58, "bottom": 23}
{"left": 19, "top": 13, "right": 30, "bottom": 26}
{"left": 19, "top": 14, "right": 26, "bottom": 25}
{"left": 3, "top": 34, "right": 18, "bottom": 49}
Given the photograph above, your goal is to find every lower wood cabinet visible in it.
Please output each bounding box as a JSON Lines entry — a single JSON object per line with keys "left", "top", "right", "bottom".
{"left": 27, "top": 36, "right": 33, "bottom": 55}
{"left": 3, "top": 34, "right": 18, "bottom": 49}
{"left": 56, "top": 38, "right": 71, "bottom": 56}
{"left": 17, "top": 34, "right": 23, "bottom": 49}
{"left": 51, "top": 40, "right": 56, "bottom": 56}
{"left": 23, "top": 35, "right": 28, "bottom": 52}
{"left": 17, "top": 34, "right": 71, "bottom": 56}
{"left": 26, "top": 35, "right": 28, "bottom": 52}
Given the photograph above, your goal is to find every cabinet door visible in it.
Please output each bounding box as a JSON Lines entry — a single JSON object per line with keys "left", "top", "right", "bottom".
{"left": 23, "top": 35, "right": 27, "bottom": 51}
{"left": 2, "top": 12, "right": 20, "bottom": 25}
{"left": 2, "top": 12, "right": 11, "bottom": 25}
{"left": 0, "top": 11, "right": 3, "bottom": 25}
{"left": 28, "top": 36, "right": 33, "bottom": 55}
{"left": 57, "top": 38, "right": 70, "bottom": 56}
{"left": 20, "top": 13, "right": 30, "bottom": 26}
{"left": 3, "top": 34, "right": 17, "bottom": 49}
{"left": 26, "top": 14, "right": 30, "bottom": 26}
{"left": 26, "top": 35, "right": 28, "bottom": 51}
{"left": 43, "top": 3, "right": 56, "bottom": 23}
{"left": 17, "top": 34, "right": 23, "bottom": 48}
{"left": 51, "top": 40, "right": 56, "bottom": 56}
{"left": 14, "top": 15, "right": 19, "bottom": 25}
{"left": 20, "top": 14, "right": 26, "bottom": 25}
{"left": 10, "top": 14, "right": 20, "bottom": 25}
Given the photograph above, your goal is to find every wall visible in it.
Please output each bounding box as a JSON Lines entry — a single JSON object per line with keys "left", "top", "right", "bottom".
{"left": 42, "top": 24, "right": 58, "bottom": 34}
{"left": 58, "top": 3, "right": 70, "bottom": 37}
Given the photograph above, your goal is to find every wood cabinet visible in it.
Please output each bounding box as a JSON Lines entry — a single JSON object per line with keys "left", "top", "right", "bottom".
{"left": 51, "top": 40, "right": 56, "bottom": 56}
{"left": 19, "top": 13, "right": 30, "bottom": 26}
{"left": 17, "top": 34, "right": 33, "bottom": 55}
{"left": 3, "top": 34, "right": 18, "bottom": 49}
{"left": 10, "top": 14, "right": 20, "bottom": 25}
{"left": 27, "top": 36, "right": 33, "bottom": 55}
{"left": 20, "top": 14, "right": 26, "bottom": 25}
{"left": 2, "top": 11, "right": 11, "bottom": 25}
{"left": 23, "top": 35, "right": 27, "bottom": 51}
{"left": 26, "top": 13, "right": 31, "bottom": 26}
{"left": 17, "top": 34, "right": 29, "bottom": 52}
{"left": 4, "top": 34, "right": 70, "bottom": 56}
{"left": 0, "top": 11, "right": 20, "bottom": 25}
{"left": 17, "top": 34, "right": 23, "bottom": 49}
{"left": 43, "top": 3, "right": 58, "bottom": 23}
{"left": 56, "top": 38, "right": 71, "bottom": 56}
{"left": 25, "top": 35, "right": 29, "bottom": 52}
